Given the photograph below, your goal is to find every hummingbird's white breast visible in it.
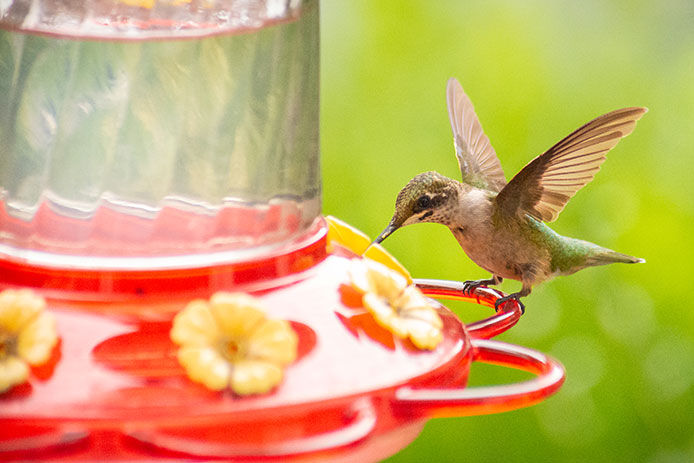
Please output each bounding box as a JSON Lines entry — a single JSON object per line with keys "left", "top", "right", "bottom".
{"left": 449, "top": 186, "right": 551, "bottom": 284}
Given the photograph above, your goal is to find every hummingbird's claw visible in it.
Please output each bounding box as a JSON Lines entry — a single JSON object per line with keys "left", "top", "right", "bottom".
{"left": 461, "top": 280, "right": 482, "bottom": 297}
{"left": 461, "top": 277, "right": 499, "bottom": 297}
{"left": 494, "top": 293, "right": 525, "bottom": 315}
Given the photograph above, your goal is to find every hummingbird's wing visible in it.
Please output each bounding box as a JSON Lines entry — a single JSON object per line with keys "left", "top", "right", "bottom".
{"left": 446, "top": 78, "right": 507, "bottom": 192}
{"left": 495, "top": 107, "right": 647, "bottom": 222}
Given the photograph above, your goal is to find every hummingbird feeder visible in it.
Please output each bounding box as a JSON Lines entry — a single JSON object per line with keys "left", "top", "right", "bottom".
{"left": 0, "top": 1, "right": 564, "bottom": 461}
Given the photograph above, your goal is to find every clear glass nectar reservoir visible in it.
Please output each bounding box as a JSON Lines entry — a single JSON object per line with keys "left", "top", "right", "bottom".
{"left": 0, "top": 0, "right": 319, "bottom": 269}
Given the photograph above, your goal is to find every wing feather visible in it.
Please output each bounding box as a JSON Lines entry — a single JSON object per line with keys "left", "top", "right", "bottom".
{"left": 495, "top": 107, "right": 647, "bottom": 222}
{"left": 446, "top": 78, "right": 507, "bottom": 192}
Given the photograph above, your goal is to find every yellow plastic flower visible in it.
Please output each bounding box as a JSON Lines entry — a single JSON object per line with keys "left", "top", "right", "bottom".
{"left": 118, "top": 0, "right": 155, "bottom": 9}
{"left": 325, "top": 215, "right": 412, "bottom": 284}
{"left": 348, "top": 259, "right": 443, "bottom": 350}
{"left": 0, "top": 289, "right": 58, "bottom": 393}
{"left": 171, "top": 292, "right": 298, "bottom": 395}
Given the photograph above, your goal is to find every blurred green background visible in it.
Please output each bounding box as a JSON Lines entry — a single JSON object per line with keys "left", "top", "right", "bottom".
{"left": 321, "top": 1, "right": 694, "bottom": 461}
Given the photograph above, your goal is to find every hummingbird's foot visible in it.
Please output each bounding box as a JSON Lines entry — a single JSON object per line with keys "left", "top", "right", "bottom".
{"left": 461, "top": 276, "right": 502, "bottom": 296}
{"left": 494, "top": 293, "right": 525, "bottom": 315}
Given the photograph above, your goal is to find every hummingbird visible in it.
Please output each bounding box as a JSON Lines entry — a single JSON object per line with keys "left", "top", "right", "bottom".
{"left": 373, "top": 78, "right": 646, "bottom": 312}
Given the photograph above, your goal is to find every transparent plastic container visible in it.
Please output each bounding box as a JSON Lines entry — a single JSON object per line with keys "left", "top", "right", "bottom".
{"left": 0, "top": 0, "right": 320, "bottom": 270}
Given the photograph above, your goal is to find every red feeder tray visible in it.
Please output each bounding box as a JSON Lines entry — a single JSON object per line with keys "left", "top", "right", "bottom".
{"left": 0, "top": 218, "right": 564, "bottom": 462}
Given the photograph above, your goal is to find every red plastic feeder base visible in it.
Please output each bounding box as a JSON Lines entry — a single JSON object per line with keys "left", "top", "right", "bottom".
{"left": 0, "top": 218, "right": 564, "bottom": 461}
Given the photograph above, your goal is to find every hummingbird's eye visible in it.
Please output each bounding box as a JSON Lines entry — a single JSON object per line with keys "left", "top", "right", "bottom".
{"left": 416, "top": 195, "right": 431, "bottom": 210}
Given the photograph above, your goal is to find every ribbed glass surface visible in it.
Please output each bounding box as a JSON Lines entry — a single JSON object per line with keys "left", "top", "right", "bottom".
{"left": 0, "top": 0, "right": 319, "bottom": 269}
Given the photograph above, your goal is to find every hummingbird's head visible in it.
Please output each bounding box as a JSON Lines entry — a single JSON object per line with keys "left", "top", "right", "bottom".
{"left": 372, "top": 171, "right": 459, "bottom": 245}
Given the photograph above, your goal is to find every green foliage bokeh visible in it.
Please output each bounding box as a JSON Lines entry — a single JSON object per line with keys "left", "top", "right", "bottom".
{"left": 321, "top": 1, "right": 694, "bottom": 461}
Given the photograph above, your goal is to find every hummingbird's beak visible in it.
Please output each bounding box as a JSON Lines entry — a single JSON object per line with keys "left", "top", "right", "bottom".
{"left": 370, "top": 223, "right": 398, "bottom": 247}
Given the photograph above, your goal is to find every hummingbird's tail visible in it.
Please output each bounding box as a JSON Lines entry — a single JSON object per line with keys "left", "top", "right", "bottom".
{"left": 552, "top": 237, "right": 644, "bottom": 276}
{"left": 585, "top": 249, "right": 645, "bottom": 266}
